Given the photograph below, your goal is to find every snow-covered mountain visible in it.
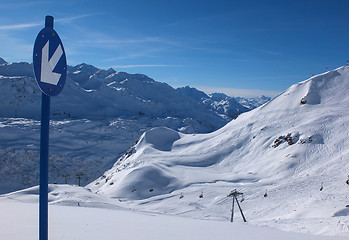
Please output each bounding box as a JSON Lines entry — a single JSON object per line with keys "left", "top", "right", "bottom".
{"left": 2, "top": 56, "right": 348, "bottom": 236}
{"left": 0, "top": 57, "right": 7, "bottom": 65}
{"left": 0, "top": 60, "right": 228, "bottom": 132}
{"left": 175, "top": 86, "right": 270, "bottom": 118}
{"left": 0, "top": 58, "right": 254, "bottom": 193}
{"left": 176, "top": 86, "right": 250, "bottom": 119}
{"left": 0, "top": 59, "right": 264, "bottom": 123}
{"left": 88, "top": 65, "right": 349, "bottom": 236}
{"left": 175, "top": 85, "right": 209, "bottom": 102}
{"left": 203, "top": 92, "right": 249, "bottom": 118}
{"left": 235, "top": 95, "right": 271, "bottom": 109}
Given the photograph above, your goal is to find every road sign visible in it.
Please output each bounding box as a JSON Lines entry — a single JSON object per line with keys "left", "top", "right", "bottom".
{"left": 33, "top": 15, "right": 67, "bottom": 240}
{"left": 33, "top": 21, "right": 66, "bottom": 96}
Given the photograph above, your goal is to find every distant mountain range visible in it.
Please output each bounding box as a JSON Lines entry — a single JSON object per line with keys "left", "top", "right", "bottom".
{"left": 0, "top": 57, "right": 270, "bottom": 193}
{"left": 0, "top": 58, "right": 269, "bottom": 130}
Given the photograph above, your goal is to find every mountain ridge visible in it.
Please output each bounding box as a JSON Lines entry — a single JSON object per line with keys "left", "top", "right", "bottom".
{"left": 0, "top": 57, "right": 268, "bottom": 194}
{"left": 87, "top": 65, "right": 349, "bottom": 236}
{"left": 0, "top": 58, "right": 266, "bottom": 123}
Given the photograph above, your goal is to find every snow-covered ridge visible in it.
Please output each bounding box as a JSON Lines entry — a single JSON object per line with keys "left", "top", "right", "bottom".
{"left": 235, "top": 95, "right": 271, "bottom": 109}
{"left": 175, "top": 86, "right": 269, "bottom": 119}
{"left": 0, "top": 57, "right": 261, "bottom": 194}
{"left": 0, "top": 58, "right": 252, "bottom": 128}
{"left": 88, "top": 65, "right": 349, "bottom": 236}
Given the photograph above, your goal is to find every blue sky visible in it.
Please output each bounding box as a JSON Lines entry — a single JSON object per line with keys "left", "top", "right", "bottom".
{"left": 1, "top": 0, "right": 349, "bottom": 97}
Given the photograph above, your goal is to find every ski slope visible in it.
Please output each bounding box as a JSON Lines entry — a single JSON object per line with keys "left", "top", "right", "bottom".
{"left": 87, "top": 66, "right": 349, "bottom": 236}
{"left": 0, "top": 185, "right": 341, "bottom": 240}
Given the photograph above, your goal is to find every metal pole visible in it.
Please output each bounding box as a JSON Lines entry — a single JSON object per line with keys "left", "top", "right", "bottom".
{"left": 39, "top": 15, "right": 53, "bottom": 240}
{"left": 230, "top": 196, "right": 235, "bottom": 222}
{"left": 40, "top": 93, "right": 50, "bottom": 240}
{"left": 234, "top": 195, "right": 247, "bottom": 222}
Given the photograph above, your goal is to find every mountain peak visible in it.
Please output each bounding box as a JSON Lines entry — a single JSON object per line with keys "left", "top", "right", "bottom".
{"left": 176, "top": 86, "right": 209, "bottom": 101}
{"left": 0, "top": 57, "right": 7, "bottom": 65}
{"left": 0, "top": 60, "right": 33, "bottom": 77}
{"left": 209, "top": 92, "right": 230, "bottom": 100}
{"left": 71, "top": 63, "right": 99, "bottom": 74}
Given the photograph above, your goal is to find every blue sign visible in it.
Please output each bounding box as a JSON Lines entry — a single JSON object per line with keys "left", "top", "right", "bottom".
{"left": 33, "top": 27, "right": 66, "bottom": 96}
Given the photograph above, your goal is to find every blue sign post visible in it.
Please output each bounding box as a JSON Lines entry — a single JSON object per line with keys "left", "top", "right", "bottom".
{"left": 33, "top": 16, "right": 67, "bottom": 240}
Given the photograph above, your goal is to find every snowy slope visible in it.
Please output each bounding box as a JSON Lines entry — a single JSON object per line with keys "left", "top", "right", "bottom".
{"left": 0, "top": 185, "right": 339, "bottom": 240}
{"left": 88, "top": 66, "right": 349, "bottom": 236}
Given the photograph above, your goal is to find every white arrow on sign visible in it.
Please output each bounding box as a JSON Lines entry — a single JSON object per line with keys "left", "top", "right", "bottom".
{"left": 40, "top": 40, "right": 63, "bottom": 85}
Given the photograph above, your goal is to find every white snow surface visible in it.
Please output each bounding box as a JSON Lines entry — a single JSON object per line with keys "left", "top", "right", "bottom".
{"left": 0, "top": 184, "right": 341, "bottom": 240}
{"left": 86, "top": 66, "right": 349, "bottom": 237}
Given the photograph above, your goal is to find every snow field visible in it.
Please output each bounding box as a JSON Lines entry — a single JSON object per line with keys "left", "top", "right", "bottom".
{"left": 0, "top": 185, "right": 342, "bottom": 240}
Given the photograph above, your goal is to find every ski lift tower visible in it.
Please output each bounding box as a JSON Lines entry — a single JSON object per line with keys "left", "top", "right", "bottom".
{"left": 227, "top": 189, "right": 247, "bottom": 223}
{"left": 76, "top": 173, "right": 84, "bottom": 186}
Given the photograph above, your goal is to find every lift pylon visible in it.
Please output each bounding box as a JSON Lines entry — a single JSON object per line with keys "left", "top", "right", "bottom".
{"left": 227, "top": 189, "right": 247, "bottom": 223}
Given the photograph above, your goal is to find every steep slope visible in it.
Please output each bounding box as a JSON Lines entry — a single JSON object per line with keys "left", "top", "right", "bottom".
{"left": 88, "top": 66, "right": 349, "bottom": 236}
